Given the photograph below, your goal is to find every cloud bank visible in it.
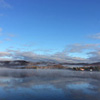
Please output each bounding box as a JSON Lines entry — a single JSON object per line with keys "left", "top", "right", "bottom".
{"left": 0, "top": 27, "right": 100, "bottom": 63}
{"left": 0, "top": 43, "right": 100, "bottom": 63}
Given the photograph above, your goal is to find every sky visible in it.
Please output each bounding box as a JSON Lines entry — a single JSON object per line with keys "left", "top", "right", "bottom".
{"left": 0, "top": 0, "right": 100, "bottom": 63}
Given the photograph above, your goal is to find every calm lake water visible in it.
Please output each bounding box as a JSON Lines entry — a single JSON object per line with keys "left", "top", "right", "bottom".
{"left": 0, "top": 69, "right": 100, "bottom": 100}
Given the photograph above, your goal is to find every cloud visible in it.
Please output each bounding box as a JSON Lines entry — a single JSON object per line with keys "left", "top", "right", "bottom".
{"left": 0, "top": 14, "right": 4, "bottom": 16}
{"left": 0, "top": 49, "right": 86, "bottom": 63}
{"left": 0, "top": 52, "right": 11, "bottom": 57}
{"left": 87, "top": 49, "right": 100, "bottom": 62}
{"left": 0, "top": 43, "right": 100, "bottom": 63}
{"left": 0, "top": 0, "right": 11, "bottom": 8}
{"left": 0, "top": 28, "right": 15, "bottom": 42}
{"left": 89, "top": 33, "right": 100, "bottom": 39}
{"left": 0, "top": 41, "right": 3, "bottom": 43}
{"left": 8, "top": 34, "right": 15, "bottom": 37}
{"left": 4, "top": 38, "right": 11, "bottom": 41}
{"left": 0, "top": 28, "right": 3, "bottom": 36}
{"left": 5, "top": 44, "right": 100, "bottom": 63}
{"left": 4, "top": 34, "right": 16, "bottom": 41}
{"left": 66, "top": 43, "right": 100, "bottom": 53}
{"left": 0, "top": 27, "right": 2, "bottom": 32}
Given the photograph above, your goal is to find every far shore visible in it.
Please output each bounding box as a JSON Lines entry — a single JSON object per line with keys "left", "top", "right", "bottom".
{"left": 12, "top": 64, "right": 100, "bottom": 72}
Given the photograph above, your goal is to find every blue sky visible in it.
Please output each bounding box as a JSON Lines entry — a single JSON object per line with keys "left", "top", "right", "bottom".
{"left": 0, "top": 0, "right": 100, "bottom": 62}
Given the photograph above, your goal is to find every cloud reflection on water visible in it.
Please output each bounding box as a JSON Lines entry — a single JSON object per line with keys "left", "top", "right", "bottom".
{"left": 0, "top": 69, "right": 99, "bottom": 100}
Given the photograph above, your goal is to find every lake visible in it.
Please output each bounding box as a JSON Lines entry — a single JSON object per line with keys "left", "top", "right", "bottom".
{"left": 0, "top": 69, "right": 100, "bottom": 100}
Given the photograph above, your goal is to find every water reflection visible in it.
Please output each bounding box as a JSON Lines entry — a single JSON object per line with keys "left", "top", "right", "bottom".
{"left": 67, "top": 83, "right": 97, "bottom": 94}
{"left": 0, "top": 69, "right": 100, "bottom": 100}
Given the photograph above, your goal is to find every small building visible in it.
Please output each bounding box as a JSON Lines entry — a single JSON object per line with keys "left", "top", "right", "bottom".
{"left": 80, "top": 68, "right": 84, "bottom": 71}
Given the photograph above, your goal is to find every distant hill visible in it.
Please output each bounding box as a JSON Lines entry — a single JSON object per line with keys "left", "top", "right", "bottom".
{"left": 0, "top": 60, "right": 100, "bottom": 68}
{"left": 0, "top": 60, "right": 29, "bottom": 66}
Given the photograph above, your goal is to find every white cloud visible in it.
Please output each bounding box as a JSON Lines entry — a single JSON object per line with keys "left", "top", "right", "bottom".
{"left": 4, "top": 38, "right": 11, "bottom": 41}
{"left": 0, "top": 27, "right": 2, "bottom": 32}
{"left": 8, "top": 34, "right": 15, "bottom": 37}
{"left": 0, "top": 52, "right": 11, "bottom": 57}
{"left": 0, "top": 28, "right": 15, "bottom": 42}
{"left": 89, "top": 33, "right": 100, "bottom": 39}
{"left": 66, "top": 43, "right": 100, "bottom": 53}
